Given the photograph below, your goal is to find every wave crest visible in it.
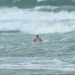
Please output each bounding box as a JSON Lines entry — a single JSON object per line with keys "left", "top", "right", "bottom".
{"left": 0, "top": 8, "right": 75, "bottom": 34}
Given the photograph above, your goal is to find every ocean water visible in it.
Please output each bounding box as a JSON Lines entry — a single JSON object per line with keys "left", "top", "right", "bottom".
{"left": 0, "top": 0, "right": 75, "bottom": 75}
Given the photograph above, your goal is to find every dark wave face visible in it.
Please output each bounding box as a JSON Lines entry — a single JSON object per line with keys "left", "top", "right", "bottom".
{"left": 0, "top": 0, "right": 75, "bottom": 8}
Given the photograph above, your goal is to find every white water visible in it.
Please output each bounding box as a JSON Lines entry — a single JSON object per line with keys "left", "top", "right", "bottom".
{"left": 37, "top": 0, "right": 44, "bottom": 2}
{"left": 0, "top": 57, "right": 75, "bottom": 72}
{"left": 0, "top": 7, "right": 75, "bottom": 34}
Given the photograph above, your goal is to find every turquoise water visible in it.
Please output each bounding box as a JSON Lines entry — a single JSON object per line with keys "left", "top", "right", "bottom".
{"left": 0, "top": 0, "right": 75, "bottom": 75}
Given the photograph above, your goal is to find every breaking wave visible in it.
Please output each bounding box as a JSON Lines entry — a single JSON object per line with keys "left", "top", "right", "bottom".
{"left": 0, "top": 7, "right": 75, "bottom": 34}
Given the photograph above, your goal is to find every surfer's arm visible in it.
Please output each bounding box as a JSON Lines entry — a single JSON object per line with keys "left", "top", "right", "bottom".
{"left": 40, "top": 39, "right": 42, "bottom": 41}
{"left": 40, "top": 38, "right": 42, "bottom": 41}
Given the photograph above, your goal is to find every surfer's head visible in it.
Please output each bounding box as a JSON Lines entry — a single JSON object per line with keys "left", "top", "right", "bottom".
{"left": 36, "top": 35, "right": 39, "bottom": 38}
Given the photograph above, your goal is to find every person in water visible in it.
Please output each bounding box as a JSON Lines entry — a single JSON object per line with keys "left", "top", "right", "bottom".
{"left": 34, "top": 35, "right": 42, "bottom": 42}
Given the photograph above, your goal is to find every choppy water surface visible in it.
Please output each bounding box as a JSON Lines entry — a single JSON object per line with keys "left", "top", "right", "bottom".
{"left": 0, "top": 32, "right": 75, "bottom": 75}
{"left": 0, "top": 0, "right": 75, "bottom": 74}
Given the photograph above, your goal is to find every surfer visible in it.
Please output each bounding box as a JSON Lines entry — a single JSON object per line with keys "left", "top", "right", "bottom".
{"left": 34, "top": 35, "right": 42, "bottom": 42}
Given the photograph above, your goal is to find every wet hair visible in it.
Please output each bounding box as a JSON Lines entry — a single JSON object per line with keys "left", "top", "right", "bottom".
{"left": 36, "top": 35, "right": 39, "bottom": 37}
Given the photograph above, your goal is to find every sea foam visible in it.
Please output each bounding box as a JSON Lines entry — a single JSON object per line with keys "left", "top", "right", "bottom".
{"left": 0, "top": 7, "right": 75, "bottom": 34}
